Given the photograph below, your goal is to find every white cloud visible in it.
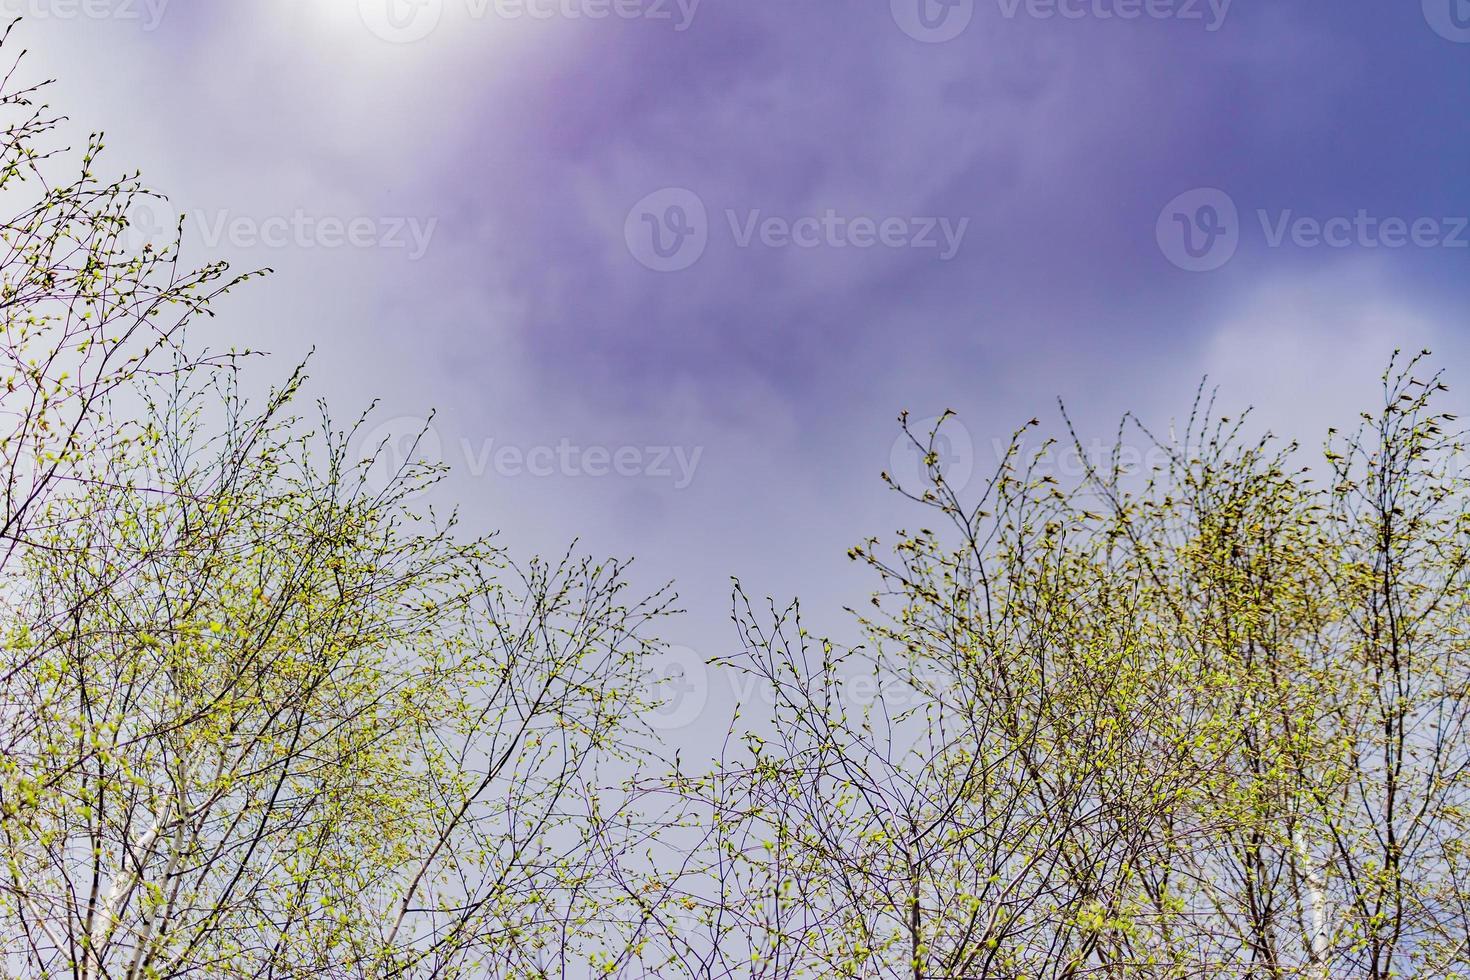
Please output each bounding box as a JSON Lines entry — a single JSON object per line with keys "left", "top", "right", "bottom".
{"left": 1199, "top": 262, "right": 1466, "bottom": 445}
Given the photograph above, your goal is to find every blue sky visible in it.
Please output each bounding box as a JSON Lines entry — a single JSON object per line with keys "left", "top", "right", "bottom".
{"left": 24, "top": 0, "right": 1470, "bottom": 741}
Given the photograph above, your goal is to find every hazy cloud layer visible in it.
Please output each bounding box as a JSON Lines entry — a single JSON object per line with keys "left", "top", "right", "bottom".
{"left": 17, "top": 0, "right": 1469, "bottom": 738}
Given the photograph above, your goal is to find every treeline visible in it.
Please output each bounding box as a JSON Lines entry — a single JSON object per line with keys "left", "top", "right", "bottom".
{"left": 2, "top": 40, "right": 1468, "bottom": 979}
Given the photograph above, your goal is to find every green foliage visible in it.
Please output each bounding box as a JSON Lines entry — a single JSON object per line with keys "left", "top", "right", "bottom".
{"left": 2, "top": 24, "right": 1468, "bottom": 980}
{"left": 667, "top": 357, "right": 1470, "bottom": 979}
{"left": 0, "top": 37, "right": 672, "bottom": 979}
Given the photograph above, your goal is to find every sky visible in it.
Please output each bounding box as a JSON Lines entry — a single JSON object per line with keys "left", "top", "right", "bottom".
{"left": 16, "top": 0, "right": 1470, "bottom": 745}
